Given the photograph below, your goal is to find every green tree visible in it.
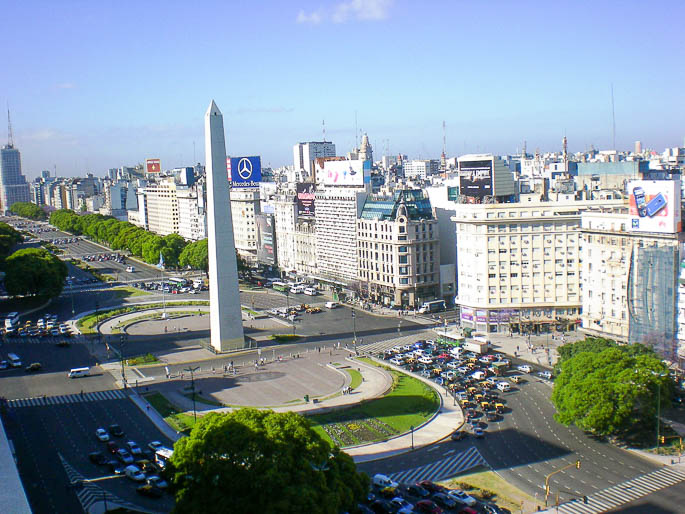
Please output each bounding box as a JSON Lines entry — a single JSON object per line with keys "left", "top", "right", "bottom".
{"left": 0, "top": 222, "right": 22, "bottom": 261}
{"left": 10, "top": 201, "right": 47, "bottom": 221}
{"left": 179, "top": 239, "right": 209, "bottom": 272}
{"left": 4, "top": 248, "right": 68, "bottom": 298}
{"left": 552, "top": 344, "right": 672, "bottom": 437}
{"left": 165, "top": 409, "right": 368, "bottom": 514}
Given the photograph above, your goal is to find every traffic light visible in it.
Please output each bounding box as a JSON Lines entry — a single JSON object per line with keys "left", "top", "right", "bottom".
{"left": 576, "top": 460, "right": 581, "bottom": 469}
{"left": 660, "top": 436, "right": 666, "bottom": 444}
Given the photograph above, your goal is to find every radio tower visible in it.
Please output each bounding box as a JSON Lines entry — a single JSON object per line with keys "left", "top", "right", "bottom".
{"left": 440, "top": 120, "right": 447, "bottom": 171}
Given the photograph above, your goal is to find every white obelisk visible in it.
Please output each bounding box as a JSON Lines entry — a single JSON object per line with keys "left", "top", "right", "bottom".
{"left": 204, "top": 100, "right": 245, "bottom": 352}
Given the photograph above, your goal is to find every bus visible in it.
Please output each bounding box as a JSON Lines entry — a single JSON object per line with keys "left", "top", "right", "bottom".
{"left": 418, "top": 300, "right": 446, "bottom": 314}
{"left": 271, "top": 281, "right": 288, "bottom": 292}
{"left": 168, "top": 277, "right": 188, "bottom": 288}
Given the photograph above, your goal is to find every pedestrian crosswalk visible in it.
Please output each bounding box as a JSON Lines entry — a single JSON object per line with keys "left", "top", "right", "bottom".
{"left": 7, "top": 389, "right": 126, "bottom": 408}
{"left": 59, "top": 453, "right": 148, "bottom": 514}
{"left": 389, "top": 446, "right": 488, "bottom": 484}
{"left": 552, "top": 466, "right": 685, "bottom": 513}
{"left": 357, "top": 331, "right": 436, "bottom": 356}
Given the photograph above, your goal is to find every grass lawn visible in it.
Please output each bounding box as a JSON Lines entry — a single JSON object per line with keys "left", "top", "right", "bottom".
{"left": 125, "top": 353, "right": 158, "bottom": 366}
{"left": 308, "top": 359, "right": 439, "bottom": 447}
{"left": 347, "top": 368, "right": 363, "bottom": 389}
{"left": 144, "top": 392, "right": 198, "bottom": 434}
{"left": 112, "top": 286, "right": 151, "bottom": 298}
{"left": 444, "top": 469, "right": 543, "bottom": 512}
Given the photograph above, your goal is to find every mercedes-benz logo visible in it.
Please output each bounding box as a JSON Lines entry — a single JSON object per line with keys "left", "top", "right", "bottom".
{"left": 237, "top": 158, "right": 253, "bottom": 180}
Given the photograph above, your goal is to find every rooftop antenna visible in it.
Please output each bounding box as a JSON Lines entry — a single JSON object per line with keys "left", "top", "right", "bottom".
{"left": 562, "top": 135, "right": 569, "bottom": 174}
{"left": 322, "top": 119, "right": 326, "bottom": 142}
{"left": 7, "top": 107, "right": 14, "bottom": 148}
{"left": 442, "top": 120, "right": 446, "bottom": 156}
{"left": 611, "top": 83, "right": 616, "bottom": 150}
{"left": 522, "top": 140, "right": 527, "bottom": 159}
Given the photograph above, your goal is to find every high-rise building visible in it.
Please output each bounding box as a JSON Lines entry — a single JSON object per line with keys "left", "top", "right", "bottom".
{"left": 230, "top": 188, "right": 261, "bottom": 264}
{"left": 0, "top": 143, "right": 30, "bottom": 213}
{"left": 293, "top": 141, "right": 336, "bottom": 180}
{"left": 357, "top": 190, "right": 440, "bottom": 307}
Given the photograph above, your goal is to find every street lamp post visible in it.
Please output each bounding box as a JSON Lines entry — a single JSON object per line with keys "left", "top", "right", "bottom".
{"left": 184, "top": 365, "right": 200, "bottom": 422}
{"left": 410, "top": 425, "right": 414, "bottom": 450}
{"left": 118, "top": 334, "right": 127, "bottom": 389}
{"left": 352, "top": 310, "right": 357, "bottom": 345}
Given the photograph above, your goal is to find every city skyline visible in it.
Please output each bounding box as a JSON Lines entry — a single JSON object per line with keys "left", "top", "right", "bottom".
{"left": 3, "top": 0, "right": 684, "bottom": 178}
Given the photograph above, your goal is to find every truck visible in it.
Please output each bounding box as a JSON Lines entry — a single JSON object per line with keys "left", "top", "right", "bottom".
{"left": 418, "top": 300, "right": 446, "bottom": 314}
{"left": 463, "top": 340, "right": 489, "bottom": 355}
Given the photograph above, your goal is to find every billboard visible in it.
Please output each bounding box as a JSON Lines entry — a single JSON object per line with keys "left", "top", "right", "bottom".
{"left": 317, "top": 159, "right": 370, "bottom": 186}
{"left": 256, "top": 214, "right": 276, "bottom": 266}
{"left": 459, "top": 159, "right": 493, "bottom": 197}
{"left": 227, "top": 156, "right": 261, "bottom": 188}
{"left": 296, "top": 183, "right": 316, "bottom": 217}
{"left": 460, "top": 307, "right": 473, "bottom": 322}
{"left": 628, "top": 180, "right": 682, "bottom": 234}
{"left": 146, "top": 159, "right": 161, "bottom": 174}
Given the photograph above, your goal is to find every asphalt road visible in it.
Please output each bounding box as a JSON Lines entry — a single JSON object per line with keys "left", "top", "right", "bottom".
{"left": 2, "top": 393, "right": 175, "bottom": 513}
{"left": 607, "top": 482, "right": 685, "bottom": 513}
{"left": 357, "top": 355, "right": 662, "bottom": 506}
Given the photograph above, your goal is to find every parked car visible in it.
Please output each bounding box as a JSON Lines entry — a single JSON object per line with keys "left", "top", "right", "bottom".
{"left": 88, "top": 451, "right": 107, "bottom": 465}
{"left": 126, "top": 441, "right": 142, "bottom": 456}
{"left": 432, "top": 493, "right": 458, "bottom": 510}
{"left": 95, "top": 428, "right": 110, "bottom": 442}
{"left": 109, "top": 424, "right": 124, "bottom": 437}
{"left": 414, "top": 500, "right": 443, "bottom": 513}
{"left": 407, "top": 484, "right": 431, "bottom": 499}
{"left": 124, "top": 464, "right": 146, "bottom": 482}
{"left": 117, "top": 449, "right": 134, "bottom": 464}
{"left": 146, "top": 475, "right": 168, "bottom": 489}
{"left": 417, "top": 481, "right": 447, "bottom": 494}
{"left": 447, "top": 489, "right": 477, "bottom": 506}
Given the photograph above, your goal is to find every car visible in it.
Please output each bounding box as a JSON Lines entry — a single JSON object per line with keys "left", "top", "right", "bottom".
{"left": 137, "top": 484, "right": 163, "bottom": 498}
{"left": 414, "top": 499, "right": 443, "bottom": 513}
{"left": 389, "top": 496, "right": 413, "bottom": 511}
{"left": 148, "top": 440, "right": 163, "bottom": 452}
{"left": 95, "top": 428, "right": 110, "bottom": 442}
{"left": 0, "top": 360, "right": 9, "bottom": 370}
{"left": 451, "top": 430, "right": 468, "bottom": 441}
{"left": 372, "top": 474, "right": 399, "bottom": 489}
{"left": 432, "top": 492, "right": 458, "bottom": 509}
{"left": 50, "top": 329, "right": 60, "bottom": 337}
{"left": 447, "top": 489, "right": 477, "bottom": 506}
{"left": 538, "top": 370, "right": 553, "bottom": 380}
{"left": 124, "top": 464, "right": 146, "bottom": 482}
{"left": 88, "top": 451, "right": 107, "bottom": 465}
{"left": 25, "top": 362, "right": 42, "bottom": 372}
{"left": 486, "top": 412, "right": 500, "bottom": 422}
{"left": 473, "top": 427, "right": 484, "bottom": 438}
{"left": 389, "top": 357, "right": 405, "bottom": 366}
{"left": 126, "top": 441, "right": 143, "bottom": 456}
{"left": 109, "top": 424, "right": 124, "bottom": 437}
{"left": 417, "top": 481, "right": 447, "bottom": 494}
{"left": 510, "top": 376, "right": 522, "bottom": 384}
{"left": 369, "top": 499, "right": 394, "bottom": 514}
{"left": 407, "top": 484, "right": 431, "bottom": 499}
{"left": 117, "top": 448, "right": 134, "bottom": 464}
{"left": 516, "top": 364, "right": 532, "bottom": 373}
{"left": 146, "top": 475, "right": 168, "bottom": 489}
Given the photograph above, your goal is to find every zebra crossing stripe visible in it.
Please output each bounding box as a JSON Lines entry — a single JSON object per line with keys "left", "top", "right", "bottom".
{"left": 389, "top": 447, "right": 488, "bottom": 484}
{"left": 6, "top": 390, "right": 128, "bottom": 408}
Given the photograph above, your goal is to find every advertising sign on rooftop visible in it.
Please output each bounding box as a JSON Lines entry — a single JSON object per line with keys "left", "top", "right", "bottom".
{"left": 628, "top": 179, "right": 682, "bottom": 234}
{"left": 459, "top": 159, "right": 493, "bottom": 198}
{"left": 227, "top": 156, "right": 261, "bottom": 188}
{"left": 317, "top": 159, "right": 370, "bottom": 186}
{"left": 146, "top": 158, "right": 161, "bottom": 174}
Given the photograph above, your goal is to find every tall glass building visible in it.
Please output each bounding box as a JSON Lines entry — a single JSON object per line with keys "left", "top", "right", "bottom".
{"left": 0, "top": 144, "right": 30, "bottom": 213}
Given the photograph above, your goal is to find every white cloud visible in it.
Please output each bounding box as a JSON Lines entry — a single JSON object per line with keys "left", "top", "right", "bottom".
{"left": 333, "top": 0, "right": 392, "bottom": 23}
{"left": 297, "top": 0, "right": 392, "bottom": 24}
{"left": 296, "top": 9, "right": 323, "bottom": 24}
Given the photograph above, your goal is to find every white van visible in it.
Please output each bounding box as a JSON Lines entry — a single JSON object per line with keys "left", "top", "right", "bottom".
{"left": 7, "top": 353, "right": 22, "bottom": 367}
{"left": 496, "top": 381, "right": 511, "bottom": 392}
{"left": 325, "top": 301, "right": 339, "bottom": 309}
{"left": 303, "top": 287, "right": 318, "bottom": 296}
{"left": 125, "top": 266, "right": 135, "bottom": 273}
{"left": 290, "top": 285, "right": 305, "bottom": 294}
{"left": 68, "top": 367, "right": 90, "bottom": 378}
{"left": 372, "top": 473, "right": 398, "bottom": 489}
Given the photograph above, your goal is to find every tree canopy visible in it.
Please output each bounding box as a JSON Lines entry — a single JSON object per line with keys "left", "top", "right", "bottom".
{"left": 10, "top": 201, "right": 47, "bottom": 221}
{"left": 179, "top": 239, "right": 209, "bottom": 272}
{"left": 0, "top": 222, "right": 22, "bottom": 264}
{"left": 4, "top": 248, "right": 68, "bottom": 298}
{"left": 49, "top": 209, "right": 189, "bottom": 267}
{"left": 165, "top": 409, "right": 369, "bottom": 514}
{"left": 552, "top": 339, "right": 672, "bottom": 436}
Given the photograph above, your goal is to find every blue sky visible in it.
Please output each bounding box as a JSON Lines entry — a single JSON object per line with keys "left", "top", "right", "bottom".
{"left": 2, "top": 0, "right": 684, "bottom": 178}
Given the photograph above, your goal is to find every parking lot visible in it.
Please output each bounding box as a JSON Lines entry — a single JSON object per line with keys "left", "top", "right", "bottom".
{"left": 2, "top": 393, "right": 175, "bottom": 512}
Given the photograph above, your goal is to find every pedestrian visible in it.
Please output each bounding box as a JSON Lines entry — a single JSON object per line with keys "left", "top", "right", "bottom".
{"left": 516, "top": 345, "right": 519, "bottom": 352}
{"left": 146, "top": 405, "right": 150, "bottom": 412}
{"left": 255, "top": 362, "right": 258, "bottom": 371}
{"left": 230, "top": 360, "right": 234, "bottom": 369}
